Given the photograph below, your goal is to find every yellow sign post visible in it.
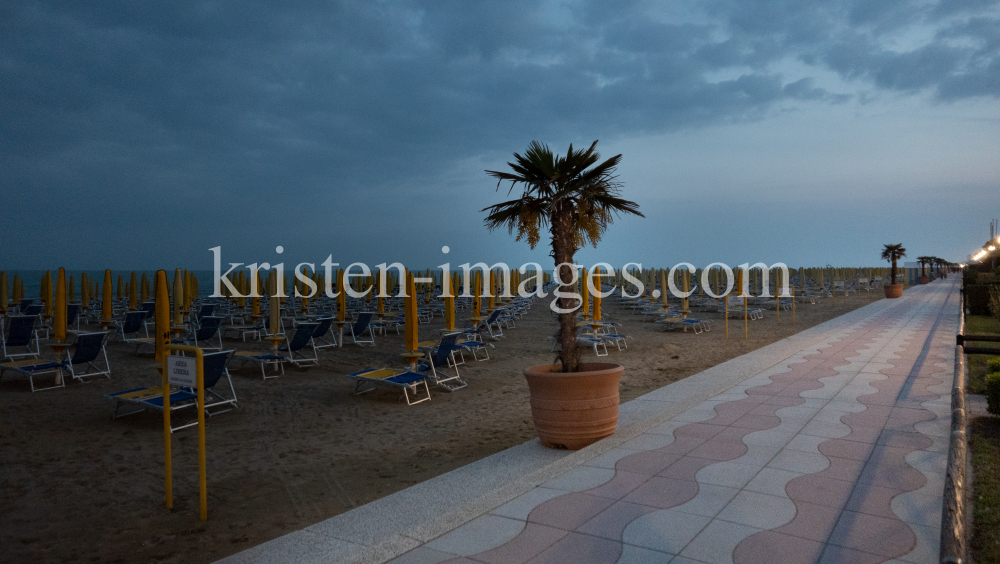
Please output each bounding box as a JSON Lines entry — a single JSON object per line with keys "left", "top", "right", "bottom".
{"left": 162, "top": 344, "right": 208, "bottom": 521}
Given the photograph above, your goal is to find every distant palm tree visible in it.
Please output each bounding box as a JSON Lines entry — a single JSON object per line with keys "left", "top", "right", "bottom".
{"left": 484, "top": 140, "right": 643, "bottom": 372}
{"left": 881, "top": 244, "right": 907, "bottom": 285}
{"left": 932, "top": 257, "right": 944, "bottom": 275}
{"left": 917, "top": 256, "right": 934, "bottom": 278}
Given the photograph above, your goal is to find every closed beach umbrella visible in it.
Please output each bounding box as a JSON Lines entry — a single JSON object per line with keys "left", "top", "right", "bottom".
{"left": 42, "top": 270, "right": 52, "bottom": 317}
{"left": 404, "top": 271, "right": 418, "bottom": 351}
{"left": 377, "top": 269, "right": 385, "bottom": 315}
{"left": 54, "top": 268, "right": 67, "bottom": 341}
{"left": 1, "top": 271, "right": 8, "bottom": 315}
{"left": 252, "top": 283, "right": 260, "bottom": 318}
{"left": 661, "top": 270, "right": 669, "bottom": 306}
{"left": 593, "top": 269, "right": 602, "bottom": 321}
{"left": 154, "top": 270, "right": 170, "bottom": 362}
{"left": 13, "top": 274, "right": 21, "bottom": 305}
{"left": 445, "top": 272, "right": 456, "bottom": 331}
{"left": 172, "top": 269, "right": 183, "bottom": 325}
{"left": 581, "top": 267, "right": 590, "bottom": 316}
{"left": 337, "top": 269, "right": 346, "bottom": 321}
{"left": 270, "top": 272, "right": 280, "bottom": 334}
{"left": 141, "top": 273, "right": 149, "bottom": 303}
{"left": 473, "top": 270, "right": 481, "bottom": 318}
{"left": 102, "top": 270, "right": 113, "bottom": 320}
{"left": 682, "top": 269, "right": 690, "bottom": 316}
{"left": 81, "top": 275, "right": 89, "bottom": 310}
{"left": 116, "top": 275, "right": 124, "bottom": 300}
{"left": 488, "top": 269, "right": 496, "bottom": 310}
{"left": 129, "top": 272, "right": 138, "bottom": 310}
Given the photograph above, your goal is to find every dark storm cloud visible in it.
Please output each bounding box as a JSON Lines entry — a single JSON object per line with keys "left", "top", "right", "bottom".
{"left": 0, "top": 0, "right": 997, "bottom": 266}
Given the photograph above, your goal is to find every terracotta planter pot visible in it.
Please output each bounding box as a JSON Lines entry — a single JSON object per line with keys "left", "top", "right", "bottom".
{"left": 523, "top": 363, "right": 623, "bottom": 450}
{"left": 918, "top": 276, "right": 930, "bottom": 284}
{"left": 884, "top": 284, "right": 903, "bottom": 299}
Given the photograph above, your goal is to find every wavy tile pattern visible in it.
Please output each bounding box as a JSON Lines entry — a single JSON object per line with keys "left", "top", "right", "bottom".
{"left": 391, "top": 281, "right": 957, "bottom": 564}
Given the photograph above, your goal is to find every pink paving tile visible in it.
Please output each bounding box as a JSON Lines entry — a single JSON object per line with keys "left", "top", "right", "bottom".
{"left": 472, "top": 523, "right": 569, "bottom": 564}
{"left": 657, "top": 456, "right": 718, "bottom": 481}
{"left": 817, "top": 544, "right": 884, "bottom": 564}
{"left": 527, "top": 493, "right": 616, "bottom": 531}
{"left": 746, "top": 383, "right": 788, "bottom": 396}
{"left": 815, "top": 456, "right": 865, "bottom": 482}
{"left": 584, "top": 471, "right": 651, "bottom": 500}
{"left": 884, "top": 414, "right": 936, "bottom": 432}
{"left": 778, "top": 383, "right": 825, "bottom": 398}
{"left": 732, "top": 530, "right": 826, "bottom": 564}
{"left": 711, "top": 401, "right": 758, "bottom": 425}
{"left": 748, "top": 402, "right": 787, "bottom": 416}
{"left": 524, "top": 531, "right": 622, "bottom": 564}
{"left": 876, "top": 430, "right": 933, "bottom": 450}
{"left": 762, "top": 396, "right": 807, "bottom": 407}
{"left": 836, "top": 426, "right": 882, "bottom": 444}
{"left": 657, "top": 436, "right": 711, "bottom": 456}
{"left": 712, "top": 426, "right": 752, "bottom": 444}
{"left": 856, "top": 462, "right": 926, "bottom": 491}
{"left": 785, "top": 474, "right": 855, "bottom": 509}
{"left": 839, "top": 410, "right": 890, "bottom": 430}
{"left": 730, "top": 413, "right": 782, "bottom": 430}
{"left": 844, "top": 484, "right": 906, "bottom": 520}
{"left": 866, "top": 444, "right": 919, "bottom": 468}
{"left": 827, "top": 510, "right": 916, "bottom": 558}
{"left": 622, "top": 475, "right": 699, "bottom": 509}
{"left": 673, "top": 422, "right": 728, "bottom": 441}
{"left": 687, "top": 439, "right": 749, "bottom": 461}
{"left": 817, "top": 439, "right": 876, "bottom": 461}
{"left": 574, "top": 501, "right": 659, "bottom": 540}
{"left": 614, "top": 451, "right": 682, "bottom": 476}
{"left": 773, "top": 500, "right": 842, "bottom": 542}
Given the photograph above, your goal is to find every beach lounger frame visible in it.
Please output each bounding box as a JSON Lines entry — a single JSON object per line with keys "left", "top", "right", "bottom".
{"left": 1, "top": 315, "right": 40, "bottom": 361}
{"left": 342, "top": 313, "right": 376, "bottom": 346}
{"left": 419, "top": 333, "right": 467, "bottom": 391}
{"left": 346, "top": 368, "right": 431, "bottom": 405}
{"left": 106, "top": 350, "right": 238, "bottom": 431}
{"left": 280, "top": 323, "right": 320, "bottom": 369}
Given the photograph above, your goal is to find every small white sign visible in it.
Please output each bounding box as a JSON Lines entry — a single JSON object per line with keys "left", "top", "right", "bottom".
{"left": 167, "top": 355, "right": 198, "bottom": 387}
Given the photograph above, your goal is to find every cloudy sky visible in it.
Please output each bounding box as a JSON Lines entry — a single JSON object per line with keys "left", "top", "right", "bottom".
{"left": 2, "top": 0, "right": 998, "bottom": 273}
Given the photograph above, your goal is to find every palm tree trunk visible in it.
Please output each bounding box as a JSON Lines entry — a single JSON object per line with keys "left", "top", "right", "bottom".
{"left": 552, "top": 202, "right": 581, "bottom": 373}
{"left": 891, "top": 257, "right": 897, "bottom": 285}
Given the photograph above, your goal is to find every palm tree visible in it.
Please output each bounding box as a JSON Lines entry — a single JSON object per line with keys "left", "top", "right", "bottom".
{"left": 881, "top": 244, "right": 906, "bottom": 284}
{"left": 934, "top": 257, "right": 948, "bottom": 278}
{"left": 483, "top": 140, "right": 643, "bottom": 373}
{"left": 917, "top": 256, "right": 933, "bottom": 278}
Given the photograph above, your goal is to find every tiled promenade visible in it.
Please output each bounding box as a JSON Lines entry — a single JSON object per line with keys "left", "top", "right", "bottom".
{"left": 220, "top": 279, "right": 959, "bottom": 564}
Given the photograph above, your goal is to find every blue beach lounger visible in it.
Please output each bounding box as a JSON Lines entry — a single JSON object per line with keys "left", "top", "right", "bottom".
{"left": 1, "top": 332, "right": 111, "bottom": 392}
{"left": 342, "top": 313, "right": 376, "bottom": 346}
{"left": 106, "top": 350, "right": 237, "bottom": 431}
{"left": 1, "top": 315, "right": 40, "bottom": 361}
{"left": 346, "top": 368, "right": 431, "bottom": 405}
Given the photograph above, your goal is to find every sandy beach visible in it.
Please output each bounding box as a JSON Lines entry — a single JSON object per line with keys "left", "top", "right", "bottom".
{"left": 2, "top": 291, "right": 886, "bottom": 563}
